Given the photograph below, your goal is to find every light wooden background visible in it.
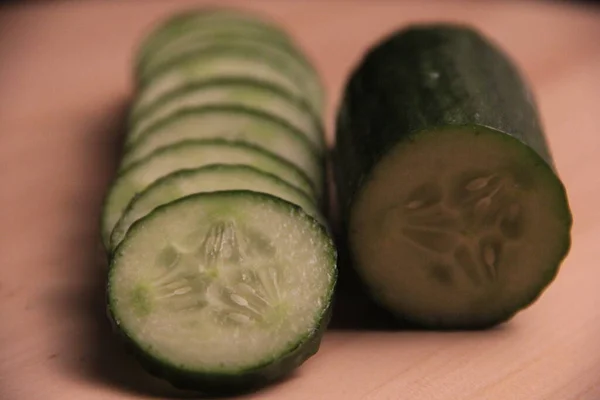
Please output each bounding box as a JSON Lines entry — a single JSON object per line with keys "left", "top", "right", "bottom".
{"left": 1, "top": 1, "right": 599, "bottom": 399}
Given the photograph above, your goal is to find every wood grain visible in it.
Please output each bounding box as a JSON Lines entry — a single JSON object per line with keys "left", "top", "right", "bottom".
{"left": 1, "top": 1, "right": 599, "bottom": 399}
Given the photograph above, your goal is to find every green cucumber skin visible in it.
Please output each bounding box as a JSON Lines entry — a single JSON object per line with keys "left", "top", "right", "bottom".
{"left": 336, "top": 24, "right": 557, "bottom": 214}
{"left": 107, "top": 191, "right": 337, "bottom": 393}
{"left": 334, "top": 24, "right": 572, "bottom": 328}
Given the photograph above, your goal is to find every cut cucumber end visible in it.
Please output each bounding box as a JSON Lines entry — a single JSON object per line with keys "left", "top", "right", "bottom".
{"left": 349, "top": 126, "right": 571, "bottom": 328}
{"left": 108, "top": 191, "right": 336, "bottom": 389}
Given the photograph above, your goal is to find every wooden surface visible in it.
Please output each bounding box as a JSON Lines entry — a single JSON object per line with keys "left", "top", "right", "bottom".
{"left": 1, "top": 1, "right": 600, "bottom": 399}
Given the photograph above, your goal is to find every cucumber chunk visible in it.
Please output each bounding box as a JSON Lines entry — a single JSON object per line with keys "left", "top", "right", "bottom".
{"left": 335, "top": 24, "right": 572, "bottom": 328}
{"left": 102, "top": 140, "right": 317, "bottom": 246}
{"left": 110, "top": 165, "right": 323, "bottom": 251}
{"left": 127, "top": 80, "right": 323, "bottom": 152}
{"left": 108, "top": 191, "right": 336, "bottom": 392}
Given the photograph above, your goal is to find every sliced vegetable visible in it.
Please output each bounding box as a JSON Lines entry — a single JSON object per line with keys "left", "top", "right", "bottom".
{"left": 133, "top": 46, "right": 322, "bottom": 119}
{"left": 138, "top": 36, "right": 321, "bottom": 104}
{"left": 136, "top": 8, "right": 297, "bottom": 72}
{"left": 110, "top": 165, "right": 323, "bottom": 251}
{"left": 102, "top": 8, "right": 335, "bottom": 393}
{"left": 102, "top": 139, "right": 317, "bottom": 246}
{"left": 127, "top": 79, "right": 323, "bottom": 152}
{"left": 123, "top": 107, "right": 322, "bottom": 193}
{"left": 108, "top": 191, "right": 336, "bottom": 392}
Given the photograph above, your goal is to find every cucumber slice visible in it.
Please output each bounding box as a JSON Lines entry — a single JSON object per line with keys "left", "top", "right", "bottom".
{"left": 122, "top": 106, "right": 323, "bottom": 191}
{"left": 108, "top": 191, "right": 336, "bottom": 392}
{"left": 102, "top": 140, "right": 317, "bottom": 246}
{"left": 136, "top": 8, "right": 296, "bottom": 71}
{"left": 132, "top": 47, "right": 321, "bottom": 121}
{"left": 335, "top": 24, "right": 572, "bottom": 328}
{"left": 138, "top": 24, "right": 301, "bottom": 79}
{"left": 138, "top": 35, "right": 322, "bottom": 106}
{"left": 110, "top": 165, "right": 323, "bottom": 251}
{"left": 127, "top": 80, "right": 323, "bottom": 152}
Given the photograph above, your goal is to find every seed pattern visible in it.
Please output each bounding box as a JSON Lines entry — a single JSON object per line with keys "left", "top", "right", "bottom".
{"left": 146, "top": 220, "right": 280, "bottom": 324}
{"left": 207, "top": 266, "right": 282, "bottom": 325}
{"left": 152, "top": 245, "right": 210, "bottom": 312}
{"left": 401, "top": 172, "right": 525, "bottom": 286}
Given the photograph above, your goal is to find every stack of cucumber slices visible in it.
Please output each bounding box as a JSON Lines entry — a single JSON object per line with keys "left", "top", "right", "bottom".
{"left": 102, "top": 8, "right": 336, "bottom": 392}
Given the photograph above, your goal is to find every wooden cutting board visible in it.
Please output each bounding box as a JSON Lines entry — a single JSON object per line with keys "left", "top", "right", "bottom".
{"left": 1, "top": 1, "right": 599, "bottom": 399}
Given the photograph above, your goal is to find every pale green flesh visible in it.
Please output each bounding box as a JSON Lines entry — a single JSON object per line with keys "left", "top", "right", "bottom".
{"left": 110, "top": 165, "right": 324, "bottom": 251}
{"left": 133, "top": 54, "right": 318, "bottom": 119}
{"left": 139, "top": 36, "right": 321, "bottom": 105}
{"left": 350, "top": 128, "right": 570, "bottom": 326}
{"left": 102, "top": 141, "right": 316, "bottom": 244}
{"left": 122, "top": 110, "right": 322, "bottom": 192}
{"left": 109, "top": 193, "right": 334, "bottom": 372}
{"left": 127, "top": 82, "right": 323, "bottom": 151}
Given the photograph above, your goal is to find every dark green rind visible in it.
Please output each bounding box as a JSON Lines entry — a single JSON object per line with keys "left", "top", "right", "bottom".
{"left": 100, "top": 139, "right": 320, "bottom": 250}
{"left": 107, "top": 191, "right": 337, "bottom": 394}
{"left": 127, "top": 79, "right": 325, "bottom": 153}
{"left": 136, "top": 45, "right": 322, "bottom": 117}
{"left": 334, "top": 24, "right": 573, "bottom": 329}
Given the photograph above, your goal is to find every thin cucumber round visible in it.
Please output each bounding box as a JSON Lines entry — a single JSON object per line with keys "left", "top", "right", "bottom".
{"left": 108, "top": 191, "right": 336, "bottom": 392}
{"left": 138, "top": 35, "right": 322, "bottom": 105}
{"left": 132, "top": 46, "right": 322, "bottom": 121}
{"left": 137, "top": 27, "right": 303, "bottom": 81}
{"left": 110, "top": 165, "right": 323, "bottom": 251}
{"left": 102, "top": 139, "right": 317, "bottom": 246}
{"left": 136, "top": 8, "right": 297, "bottom": 71}
{"left": 335, "top": 24, "right": 572, "bottom": 328}
{"left": 122, "top": 106, "right": 323, "bottom": 192}
{"left": 127, "top": 79, "right": 324, "bottom": 152}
